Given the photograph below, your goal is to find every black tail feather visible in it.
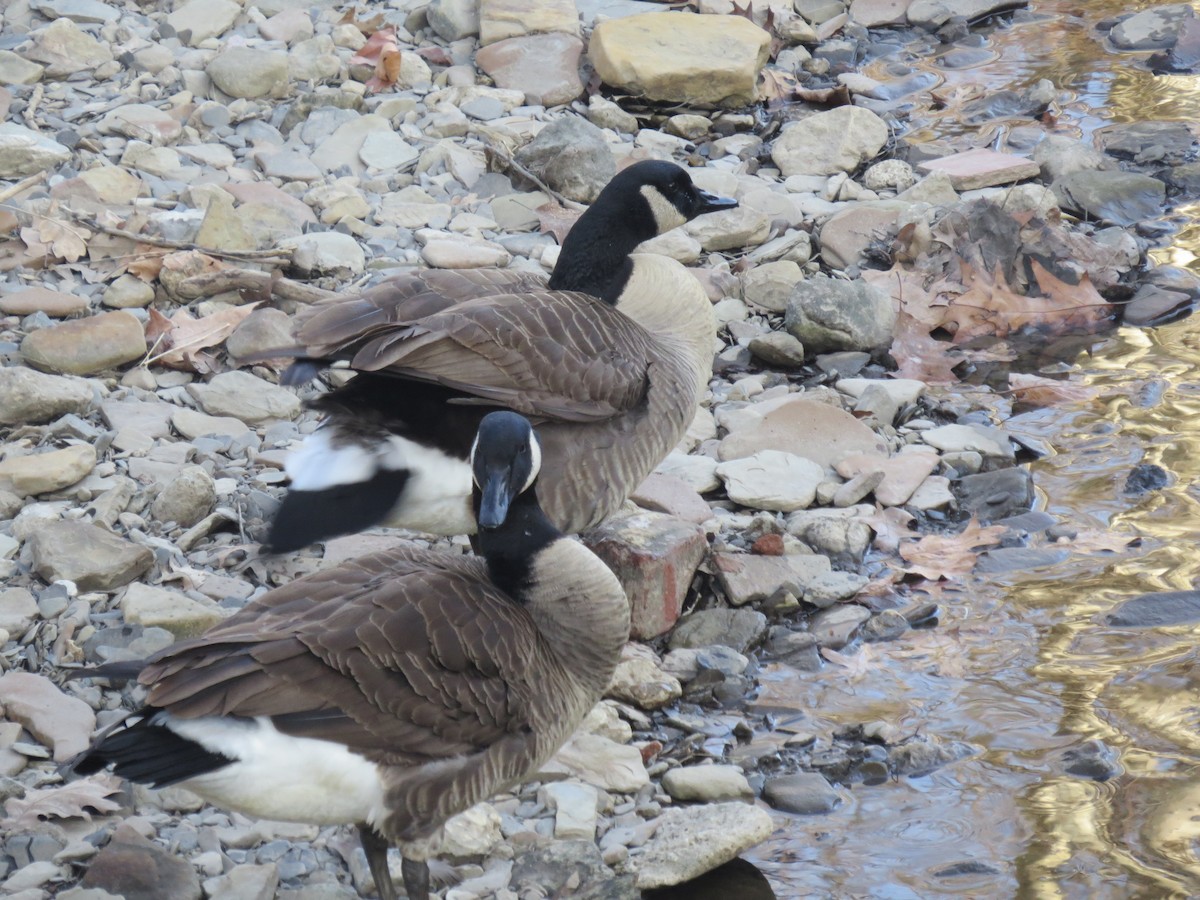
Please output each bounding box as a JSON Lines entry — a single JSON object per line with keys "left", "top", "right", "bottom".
{"left": 73, "top": 713, "right": 233, "bottom": 789}
{"left": 265, "top": 470, "right": 410, "bottom": 554}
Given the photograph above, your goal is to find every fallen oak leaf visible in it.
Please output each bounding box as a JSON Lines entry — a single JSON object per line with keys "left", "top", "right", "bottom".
{"left": 1008, "top": 372, "right": 1097, "bottom": 408}
{"left": 898, "top": 518, "right": 1009, "bottom": 581}
{"left": 1055, "top": 529, "right": 1140, "bottom": 554}
{"left": 350, "top": 28, "right": 402, "bottom": 92}
{"left": 536, "top": 201, "right": 582, "bottom": 244}
{"left": 1, "top": 775, "right": 122, "bottom": 829}
{"left": 144, "top": 302, "right": 260, "bottom": 371}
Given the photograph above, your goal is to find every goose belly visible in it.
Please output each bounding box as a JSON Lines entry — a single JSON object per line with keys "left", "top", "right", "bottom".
{"left": 166, "top": 715, "right": 386, "bottom": 826}
{"left": 285, "top": 429, "right": 474, "bottom": 535}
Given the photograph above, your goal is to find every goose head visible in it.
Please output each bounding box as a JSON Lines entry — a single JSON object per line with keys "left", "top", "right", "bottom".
{"left": 549, "top": 161, "right": 737, "bottom": 300}
{"left": 470, "top": 411, "right": 544, "bottom": 530}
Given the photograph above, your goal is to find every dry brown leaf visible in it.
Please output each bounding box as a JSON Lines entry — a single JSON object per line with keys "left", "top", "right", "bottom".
{"left": 536, "top": 202, "right": 582, "bottom": 244}
{"left": 125, "top": 248, "right": 167, "bottom": 282}
{"left": 1, "top": 775, "right": 122, "bottom": 829}
{"left": 899, "top": 518, "right": 1009, "bottom": 581}
{"left": 821, "top": 644, "right": 875, "bottom": 679}
{"left": 350, "top": 28, "right": 402, "bottom": 92}
{"left": 21, "top": 207, "right": 91, "bottom": 262}
{"left": 0, "top": 210, "right": 18, "bottom": 234}
{"left": 758, "top": 68, "right": 798, "bottom": 103}
{"left": 1008, "top": 372, "right": 1097, "bottom": 408}
{"left": 890, "top": 310, "right": 964, "bottom": 384}
{"left": 1058, "top": 530, "right": 1140, "bottom": 554}
{"left": 145, "top": 302, "right": 259, "bottom": 371}
{"left": 794, "top": 84, "right": 852, "bottom": 107}
{"left": 338, "top": 7, "right": 386, "bottom": 34}
{"left": 860, "top": 505, "right": 915, "bottom": 554}
{"left": 941, "top": 258, "right": 1116, "bottom": 343}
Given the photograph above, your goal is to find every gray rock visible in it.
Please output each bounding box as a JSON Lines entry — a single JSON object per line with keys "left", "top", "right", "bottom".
{"left": 587, "top": 95, "right": 638, "bottom": 133}
{"left": 542, "top": 732, "right": 649, "bottom": 793}
{"left": 1107, "top": 590, "right": 1200, "bottom": 627}
{"left": 957, "top": 468, "right": 1034, "bottom": 522}
{"left": 428, "top": 0, "right": 481, "bottom": 39}
{"left": 816, "top": 203, "right": 905, "bottom": 271}
{"left": 1110, "top": 4, "right": 1193, "bottom": 50}
{"left": 762, "top": 772, "right": 842, "bottom": 814}
{"left": 31, "top": 0, "right": 120, "bottom": 23}
{"left": 0, "top": 445, "right": 96, "bottom": 497}
{"left": 1031, "top": 134, "right": 1113, "bottom": 183}
{"left": 584, "top": 510, "right": 707, "bottom": 640}
{"left": 711, "top": 552, "right": 832, "bottom": 608}
{"left": 121, "top": 583, "right": 223, "bottom": 639}
{"left": 225, "top": 308, "right": 296, "bottom": 362}
{"left": 1054, "top": 170, "right": 1166, "bottom": 227}
{"left": 167, "top": 0, "right": 241, "bottom": 45}
{"left": 785, "top": 274, "right": 896, "bottom": 355}
{"left": 201, "top": 863, "right": 279, "bottom": 900}
{"left": 29, "top": 520, "right": 154, "bottom": 591}
{"left": 26, "top": 17, "right": 113, "bottom": 76}
{"left": 661, "top": 765, "right": 754, "bottom": 802}
{"left": 0, "top": 671, "right": 96, "bottom": 761}
{"left": 515, "top": 117, "right": 615, "bottom": 203}
{"left": 772, "top": 106, "right": 889, "bottom": 177}
{"left": 749, "top": 332, "right": 807, "bottom": 367}
{"left": 635, "top": 802, "right": 774, "bottom": 888}
{"left": 81, "top": 824, "right": 202, "bottom": 900}
{"left": 741, "top": 260, "right": 804, "bottom": 312}
{"left": 606, "top": 655, "right": 682, "bottom": 710}
{"left": 189, "top": 371, "right": 300, "bottom": 424}
{"left": 1061, "top": 739, "right": 1123, "bottom": 781}
{"left": 282, "top": 232, "right": 366, "bottom": 277}
{"left": 716, "top": 450, "right": 825, "bottom": 512}
{"left": 0, "top": 124, "right": 71, "bottom": 178}
{"left": 540, "top": 782, "right": 599, "bottom": 840}
{"left": 511, "top": 841, "right": 635, "bottom": 900}
{"left": 208, "top": 48, "right": 289, "bottom": 100}
{"left": 1099, "top": 120, "right": 1196, "bottom": 163}
{"left": 808, "top": 604, "right": 870, "bottom": 648}
{"left": 0, "top": 51, "right": 45, "bottom": 85}
{"left": 0, "top": 588, "right": 39, "bottom": 635}
{"left": 0, "top": 368, "right": 92, "bottom": 425}
{"left": 151, "top": 466, "right": 216, "bottom": 528}
{"left": 668, "top": 607, "right": 768, "bottom": 653}
{"left": 102, "top": 274, "right": 155, "bottom": 309}
{"left": 863, "top": 158, "right": 916, "bottom": 192}
{"left": 862, "top": 609, "right": 909, "bottom": 642}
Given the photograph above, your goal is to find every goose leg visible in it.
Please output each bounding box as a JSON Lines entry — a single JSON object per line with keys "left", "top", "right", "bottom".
{"left": 358, "top": 825, "right": 398, "bottom": 900}
{"left": 401, "top": 857, "right": 431, "bottom": 900}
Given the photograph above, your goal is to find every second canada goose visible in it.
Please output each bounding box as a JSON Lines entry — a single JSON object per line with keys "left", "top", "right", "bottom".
{"left": 74, "top": 411, "right": 631, "bottom": 900}
{"left": 262, "top": 160, "right": 736, "bottom": 552}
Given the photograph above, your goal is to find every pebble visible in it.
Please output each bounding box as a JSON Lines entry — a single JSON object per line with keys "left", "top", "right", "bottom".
{"left": 761, "top": 772, "right": 843, "bottom": 814}
{"left": 0, "top": 368, "right": 93, "bottom": 425}
{"left": 188, "top": 370, "right": 300, "bottom": 424}
{"left": 0, "top": 444, "right": 96, "bottom": 496}
{"left": 21, "top": 311, "right": 146, "bottom": 376}
{"left": 661, "top": 765, "right": 754, "bottom": 802}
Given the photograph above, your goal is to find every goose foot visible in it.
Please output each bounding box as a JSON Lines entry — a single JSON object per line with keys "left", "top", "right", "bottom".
{"left": 358, "top": 825, "right": 398, "bottom": 900}
{"left": 401, "top": 857, "right": 431, "bottom": 900}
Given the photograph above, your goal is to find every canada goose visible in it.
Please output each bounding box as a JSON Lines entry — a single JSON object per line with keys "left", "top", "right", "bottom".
{"left": 74, "top": 411, "right": 630, "bottom": 900}
{"left": 262, "top": 160, "right": 736, "bottom": 552}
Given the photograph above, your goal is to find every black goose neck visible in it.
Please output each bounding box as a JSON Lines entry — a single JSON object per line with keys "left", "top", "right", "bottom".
{"left": 547, "top": 197, "right": 656, "bottom": 304}
{"left": 477, "top": 490, "right": 560, "bottom": 599}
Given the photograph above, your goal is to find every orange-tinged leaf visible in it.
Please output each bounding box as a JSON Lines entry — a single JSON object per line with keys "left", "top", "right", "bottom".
{"left": 536, "top": 201, "right": 582, "bottom": 244}
{"left": 125, "top": 248, "right": 166, "bottom": 282}
{"left": 898, "top": 518, "right": 1008, "bottom": 581}
{"left": 1008, "top": 372, "right": 1097, "bottom": 408}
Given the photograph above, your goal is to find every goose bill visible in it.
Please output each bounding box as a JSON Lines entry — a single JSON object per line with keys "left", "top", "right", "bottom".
{"left": 694, "top": 188, "right": 738, "bottom": 214}
{"left": 478, "top": 469, "right": 515, "bottom": 529}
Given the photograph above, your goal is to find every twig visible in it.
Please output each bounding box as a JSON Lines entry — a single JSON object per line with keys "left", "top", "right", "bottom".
{"left": 175, "top": 267, "right": 340, "bottom": 304}
{"left": 483, "top": 140, "right": 587, "bottom": 211}
{"left": 0, "top": 172, "right": 47, "bottom": 206}
{"left": 84, "top": 220, "right": 294, "bottom": 262}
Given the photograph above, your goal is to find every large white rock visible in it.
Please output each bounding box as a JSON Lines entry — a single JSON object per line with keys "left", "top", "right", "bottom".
{"left": 0, "top": 124, "right": 70, "bottom": 178}
{"left": 772, "top": 106, "right": 890, "bottom": 177}
{"left": 635, "top": 802, "right": 775, "bottom": 888}
{"left": 716, "top": 450, "right": 825, "bottom": 512}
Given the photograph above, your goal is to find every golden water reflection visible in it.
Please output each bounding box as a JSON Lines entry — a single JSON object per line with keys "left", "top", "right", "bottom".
{"left": 754, "top": 1, "right": 1200, "bottom": 894}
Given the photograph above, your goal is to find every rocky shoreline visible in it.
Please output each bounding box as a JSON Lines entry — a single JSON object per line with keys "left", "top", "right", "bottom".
{"left": 0, "top": 0, "right": 1196, "bottom": 897}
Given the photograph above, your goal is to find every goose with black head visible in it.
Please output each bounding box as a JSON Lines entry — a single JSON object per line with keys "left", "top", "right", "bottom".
{"left": 73, "top": 411, "right": 631, "bottom": 900}
{"left": 261, "top": 160, "right": 737, "bottom": 552}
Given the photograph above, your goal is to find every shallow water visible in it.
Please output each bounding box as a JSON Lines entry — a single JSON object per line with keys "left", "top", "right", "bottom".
{"left": 749, "top": 2, "right": 1200, "bottom": 896}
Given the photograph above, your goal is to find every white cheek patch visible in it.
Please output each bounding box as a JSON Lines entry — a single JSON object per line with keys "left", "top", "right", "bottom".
{"left": 522, "top": 433, "right": 542, "bottom": 494}
{"left": 640, "top": 185, "right": 687, "bottom": 233}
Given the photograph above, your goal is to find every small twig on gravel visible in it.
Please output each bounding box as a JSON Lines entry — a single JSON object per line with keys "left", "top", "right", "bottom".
{"left": 84, "top": 220, "right": 294, "bottom": 263}
{"left": 483, "top": 140, "right": 587, "bottom": 211}
{"left": 175, "top": 268, "right": 340, "bottom": 304}
{"left": 0, "top": 172, "right": 48, "bottom": 206}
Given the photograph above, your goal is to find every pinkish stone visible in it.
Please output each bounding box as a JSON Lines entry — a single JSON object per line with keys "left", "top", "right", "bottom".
{"left": 631, "top": 472, "right": 713, "bottom": 524}
{"left": 835, "top": 446, "right": 939, "bottom": 507}
{"left": 0, "top": 671, "right": 96, "bottom": 761}
{"left": 718, "top": 396, "right": 888, "bottom": 470}
{"left": 917, "top": 148, "right": 1040, "bottom": 191}
{"left": 475, "top": 33, "right": 584, "bottom": 107}
{"left": 0, "top": 286, "right": 88, "bottom": 317}
{"left": 585, "top": 510, "right": 707, "bottom": 640}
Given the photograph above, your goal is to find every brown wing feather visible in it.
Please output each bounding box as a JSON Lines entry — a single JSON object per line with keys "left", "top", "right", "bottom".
{"left": 139, "top": 548, "right": 546, "bottom": 761}
{"left": 295, "top": 269, "right": 549, "bottom": 349}
{"left": 337, "top": 292, "right": 655, "bottom": 422}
